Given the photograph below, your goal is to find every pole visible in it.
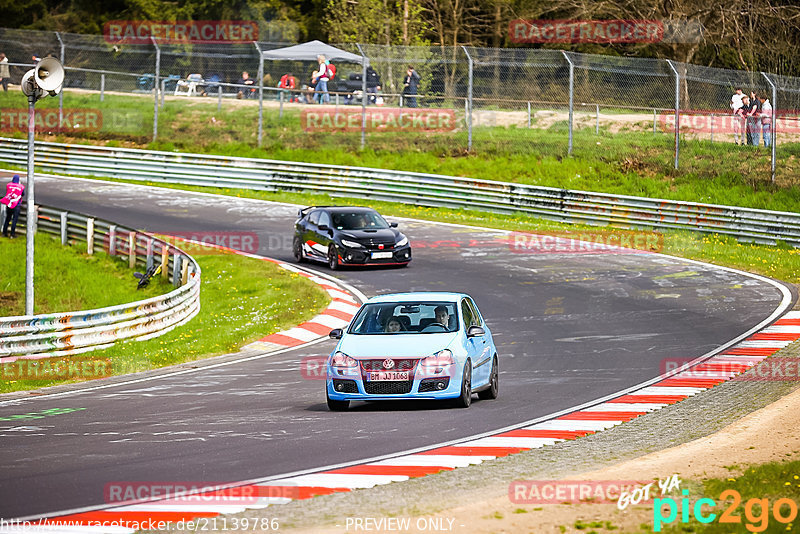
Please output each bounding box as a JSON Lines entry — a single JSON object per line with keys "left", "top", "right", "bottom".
{"left": 666, "top": 60, "right": 680, "bottom": 170}
{"left": 762, "top": 72, "right": 777, "bottom": 184}
{"left": 152, "top": 38, "right": 160, "bottom": 142}
{"left": 218, "top": 84, "right": 222, "bottom": 111}
{"left": 527, "top": 102, "right": 531, "bottom": 128}
{"left": 595, "top": 104, "right": 599, "bottom": 135}
{"left": 56, "top": 32, "right": 64, "bottom": 129}
{"left": 561, "top": 51, "right": 574, "bottom": 155}
{"left": 253, "top": 42, "right": 264, "bottom": 147}
{"left": 357, "top": 44, "right": 367, "bottom": 150}
{"left": 710, "top": 113, "right": 714, "bottom": 143}
{"left": 462, "top": 46, "right": 474, "bottom": 151}
{"left": 25, "top": 93, "right": 35, "bottom": 315}
{"left": 100, "top": 73, "right": 105, "bottom": 102}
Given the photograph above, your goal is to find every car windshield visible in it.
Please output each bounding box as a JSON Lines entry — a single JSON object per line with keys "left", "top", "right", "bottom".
{"left": 332, "top": 211, "right": 389, "bottom": 230}
{"left": 349, "top": 302, "right": 459, "bottom": 334}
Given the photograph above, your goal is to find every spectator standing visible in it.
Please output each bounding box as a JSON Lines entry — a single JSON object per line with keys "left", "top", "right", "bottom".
{"left": 760, "top": 95, "right": 773, "bottom": 147}
{"left": 237, "top": 71, "right": 255, "bottom": 99}
{"left": 1, "top": 175, "right": 25, "bottom": 238}
{"left": 0, "top": 53, "right": 9, "bottom": 92}
{"left": 278, "top": 72, "right": 297, "bottom": 102}
{"left": 746, "top": 91, "right": 761, "bottom": 146}
{"left": 403, "top": 65, "right": 420, "bottom": 108}
{"left": 730, "top": 87, "right": 744, "bottom": 145}
{"left": 313, "top": 55, "right": 331, "bottom": 104}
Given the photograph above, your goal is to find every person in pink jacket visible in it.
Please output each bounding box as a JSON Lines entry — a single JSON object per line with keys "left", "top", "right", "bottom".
{"left": 1, "top": 175, "right": 25, "bottom": 238}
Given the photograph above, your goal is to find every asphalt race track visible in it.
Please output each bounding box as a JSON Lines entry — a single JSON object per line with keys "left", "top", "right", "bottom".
{"left": 0, "top": 174, "right": 792, "bottom": 519}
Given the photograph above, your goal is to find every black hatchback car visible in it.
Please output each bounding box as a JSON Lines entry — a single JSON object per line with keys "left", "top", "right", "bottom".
{"left": 293, "top": 206, "right": 412, "bottom": 269}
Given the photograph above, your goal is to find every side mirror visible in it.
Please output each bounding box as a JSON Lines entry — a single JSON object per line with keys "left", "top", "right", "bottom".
{"left": 329, "top": 328, "right": 343, "bottom": 339}
{"left": 390, "top": 222, "right": 398, "bottom": 228}
{"left": 318, "top": 224, "right": 330, "bottom": 231}
{"left": 466, "top": 325, "right": 485, "bottom": 338}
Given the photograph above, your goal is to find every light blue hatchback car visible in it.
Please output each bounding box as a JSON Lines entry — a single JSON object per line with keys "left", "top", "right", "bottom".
{"left": 326, "top": 292, "right": 499, "bottom": 411}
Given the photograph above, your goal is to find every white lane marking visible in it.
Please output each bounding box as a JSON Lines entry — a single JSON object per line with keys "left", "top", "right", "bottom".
{"left": 370, "top": 455, "right": 489, "bottom": 468}
{"left": 780, "top": 311, "right": 800, "bottom": 319}
{"left": 581, "top": 403, "right": 667, "bottom": 412}
{"left": 306, "top": 315, "right": 350, "bottom": 329}
{"left": 671, "top": 371, "right": 738, "bottom": 380}
{"left": 261, "top": 473, "right": 407, "bottom": 488}
{"left": 275, "top": 327, "right": 319, "bottom": 343}
{"left": 326, "top": 289, "right": 356, "bottom": 301}
{"left": 635, "top": 386, "right": 704, "bottom": 396}
{"left": 735, "top": 339, "right": 794, "bottom": 348}
{"left": 454, "top": 437, "right": 562, "bottom": 448}
{"left": 760, "top": 325, "right": 800, "bottom": 334}
{"left": 526, "top": 420, "right": 622, "bottom": 431}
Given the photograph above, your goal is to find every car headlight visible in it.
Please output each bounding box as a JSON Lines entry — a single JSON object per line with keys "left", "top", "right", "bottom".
{"left": 340, "top": 239, "right": 363, "bottom": 249}
{"left": 331, "top": 351, "right": 358, "bottom": 368}
{"left": 420, "top": 349, "right": 454, "bottom": 375}
{"left": 396, "top": 236, "right": 408, "bottom": 247}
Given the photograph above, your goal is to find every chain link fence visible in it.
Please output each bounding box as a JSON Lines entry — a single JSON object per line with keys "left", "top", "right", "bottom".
{"left": 1, "top": 27, "right": 798, "bottom": 184}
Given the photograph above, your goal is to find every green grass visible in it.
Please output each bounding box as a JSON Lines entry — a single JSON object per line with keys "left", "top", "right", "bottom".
{"left": 653, "top": 460, "right": 800, "bottom": 533}
{"left": 2, "top": 90, "right": 798, "bottom": 212}
{"left": 1, "top": 249, "right": 330, "bottom": 393}
{"left": 0, "top": 233, "right": 172, "bottom": 316}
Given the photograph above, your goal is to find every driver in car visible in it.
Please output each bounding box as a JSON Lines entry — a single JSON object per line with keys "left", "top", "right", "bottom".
{"left": 434, "top": 305, "right": 451, "bottom": 330}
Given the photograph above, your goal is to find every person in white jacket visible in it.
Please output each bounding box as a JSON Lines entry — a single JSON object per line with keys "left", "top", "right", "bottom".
{"left": 730, "top": 87, "right": 745, "bottom": 145}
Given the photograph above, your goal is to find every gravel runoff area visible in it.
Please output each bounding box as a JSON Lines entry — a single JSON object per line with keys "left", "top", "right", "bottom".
{"left": 150, "top": 320, "right": 800, "bottom": 534}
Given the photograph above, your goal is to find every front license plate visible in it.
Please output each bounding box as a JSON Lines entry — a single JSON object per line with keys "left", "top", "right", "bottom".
{"left": 367, "top": 371, "right": 410, "bottom": 381}
{"left": 371, "top": 251, "right": 393, "bottom": 259}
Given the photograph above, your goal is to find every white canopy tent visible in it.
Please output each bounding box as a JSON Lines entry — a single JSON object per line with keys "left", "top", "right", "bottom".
{"left": 261, "top": 40, "right": 366, "bottom": 65}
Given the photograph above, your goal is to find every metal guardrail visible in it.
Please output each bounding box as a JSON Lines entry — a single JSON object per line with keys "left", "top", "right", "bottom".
{"left": 0, "top": 137, "right": 798, "bottom": 247}
{"left": 0, "top": 204, "right": 201, "bottom": 358}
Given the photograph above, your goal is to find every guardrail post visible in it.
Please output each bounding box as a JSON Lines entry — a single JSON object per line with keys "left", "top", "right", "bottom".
{"left": 666, "top": 60, "right": 680, "bottom": 170}
{"left": 172, "top": 253, "right": 182, "bottom": 287}
{"left": 161, "top": 243, "right": 169, "bottom": 280}
{"left": 108, "top": 224, "right": 116, "bottom": 255}
{"left": 357, "top": 44, "right": 367, "bottom": 150}
{"left": 253, "top": 41, "right": 264, "bottom": 147}
{"left": 60, "top": 211, "right": 68, "bottom": 245}
{"left": 180, "top": 258, "right": 189, "bottom": 285}
{"left": 146, "top": 237, "right": 154, "bottom": 269}
{"left": 762, "top": 72, "right": 777, "bottom": 184}
{"left": 561, "top": 51, "right": 574, "bottom": 156}
{"left": 151, "top": 37, "right": 160, "bottom": 142}
{"left": 100, "top": 73, "right": 105, "bottom": 102}
{"left": 128, "top": 232, "right": 136, "bottom": 268}
{"left": 87, "top": 217, "right": 95, "bottom": 255}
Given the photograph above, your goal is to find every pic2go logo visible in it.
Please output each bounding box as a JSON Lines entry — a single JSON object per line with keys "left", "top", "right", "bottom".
{"left": 654, "top": 489, "right": 800, "bottom": 532}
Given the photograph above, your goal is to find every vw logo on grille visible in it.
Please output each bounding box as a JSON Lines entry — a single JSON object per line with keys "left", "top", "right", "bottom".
{"left": 382, "top": 358, "right": 395, "bottom": 369}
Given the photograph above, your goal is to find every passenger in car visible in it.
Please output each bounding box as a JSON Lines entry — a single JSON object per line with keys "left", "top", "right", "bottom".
{"left": 385, "top": 317, "right": 404, "bottom": 333}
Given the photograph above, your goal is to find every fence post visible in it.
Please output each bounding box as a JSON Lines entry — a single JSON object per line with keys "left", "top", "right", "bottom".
{"left": 60, "top": 211, "right": 68, "bottom": 245}
{"left": 666, "top": 60, "right": 680, "bottom": 170}
{"left": 761, "top": 72, "right": 777, "bottom": 184}
{"left": 160, "top": 78, "right": 166, "bottom": 108}
{"left": 109, "top": 224, "right": 116, "bottom": 255}
{"left": 87, "top": 217, "right": 94, "bottom": 255}
{"left": 161, "top": 243, "right": 169, "bottom": 280}
{"left": 279, "top": 89, "right": 284, "bottom": 118}
{"left": 253, "top": 41, "right": 264, "bottom": 147}
{"left": 151, "top": 37, "right": 160, "bottom": 142}
{"left": 527, "top": 102, "right": 531, "bottom": 128}
{"left": 653, "top": 109, "right": 657, "bottom": 134}
{"left": 172, "top": 254, "right": 182, "bottom": 286}
{"left": 357, "top": 44, "right": 367, "bottom": 150}
{"left": 55, "top": 32, "right": 64, "bottom": 129}
{"left": 100, "top": 73, "right": 105, "bottom": 102}
{"left": 561, "top": 51, "right": 574, "bottom": 155}
{"left": 462, "top": 46, "right": 474, "bottom": 152}
{"left": 146, "top": 237, "right": 154, "bottom": 270}
{"left": 710, "top": 113, "right": 714, "bottom": 143}
{"left": 129, "top": 232, "right": 136, "bottom": 268}
{"left": 595, "top": 104, "right": 599, "bottom": 135}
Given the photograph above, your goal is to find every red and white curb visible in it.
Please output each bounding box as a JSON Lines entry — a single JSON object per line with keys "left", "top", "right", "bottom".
{"left": 11, "top": 310, "right": 797, "bottom": 533}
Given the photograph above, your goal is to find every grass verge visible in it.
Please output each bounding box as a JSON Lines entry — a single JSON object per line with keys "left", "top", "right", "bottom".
{"left": 1, "top": 246, "right": 330, "bottom": 394}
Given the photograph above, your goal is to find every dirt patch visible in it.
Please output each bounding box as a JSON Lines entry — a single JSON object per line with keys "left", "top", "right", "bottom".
{"left": 0, "top": 291, "right": 21, "bottom": 315}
